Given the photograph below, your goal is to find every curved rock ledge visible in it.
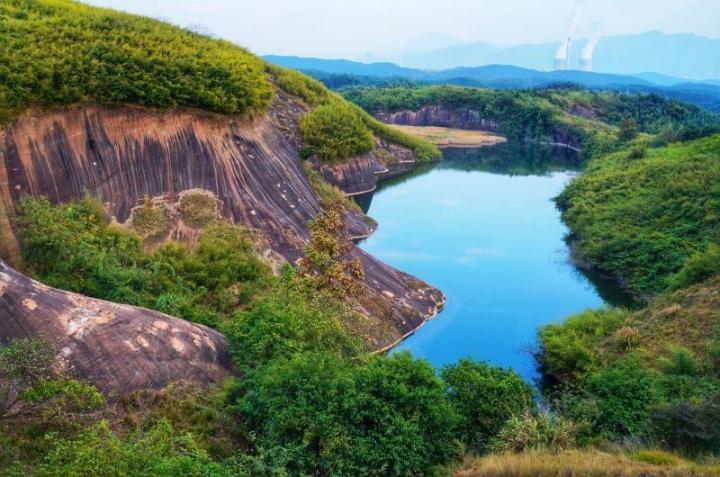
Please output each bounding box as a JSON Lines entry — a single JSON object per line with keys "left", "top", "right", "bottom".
{"left": 0, "top": 260, "right": 231, "bottom": 396}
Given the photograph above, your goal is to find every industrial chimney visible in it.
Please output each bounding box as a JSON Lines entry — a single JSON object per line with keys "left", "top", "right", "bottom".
{"left": 554, "top": 4, "right": 580, "bottom": 70}
{"left": 580, "top": 38, "right": 598, "bottom": 71}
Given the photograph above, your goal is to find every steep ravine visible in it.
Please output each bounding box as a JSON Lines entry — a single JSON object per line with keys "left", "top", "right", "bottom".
{"left": 0, "top": 93, "right": 444, "bottom": 392}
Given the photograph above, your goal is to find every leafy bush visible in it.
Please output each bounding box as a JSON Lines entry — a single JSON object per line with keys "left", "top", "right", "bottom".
{"left": 0, "top": 0, "right": 273, "bottom": 123}
{"left": 233, "top": 352, "right": 460, "bottom": 476}
{"left": 490, "top": 411, "right": 577, "bottom": 453}
{"left": 299, "top": 100, "right": 374, "bottom": 162}
{"left": 538, "top": 308, "right": 627, "bottom": 379}
{"left": 583, "top": 355, "right": 661, "bottom": 438}
{"left": 0, "top": 337, "right": 104, "bottom": 423}
{"left": 36, "top": 420, "right": 227, "bottom": 477}
{"left": 441, "top": 359, "right": 535, "bottom": 452}
{"left": 220, "top": 266, "right": 362, "bottom": 370}
{"left": 651, "top": 394, "right": 720, "bottom": 453}
{"left": 668, "top": 243, "right": 720, "bottom": 291}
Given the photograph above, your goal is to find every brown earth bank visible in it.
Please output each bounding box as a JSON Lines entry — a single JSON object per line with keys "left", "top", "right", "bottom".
{"left": 0, "top": 93, "right": 445, "bottom": 392}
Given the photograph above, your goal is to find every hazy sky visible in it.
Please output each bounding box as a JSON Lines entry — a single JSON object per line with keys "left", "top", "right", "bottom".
{"left": 87, "top": 0, "right": 719, "bottom": 58}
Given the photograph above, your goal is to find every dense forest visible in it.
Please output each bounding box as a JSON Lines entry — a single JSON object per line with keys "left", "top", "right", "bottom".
{"left": 2, "top": 1, "right": 720, "bottom": 476}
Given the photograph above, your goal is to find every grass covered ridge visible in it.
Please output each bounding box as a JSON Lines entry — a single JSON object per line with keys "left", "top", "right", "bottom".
{"left": 0, "top": 0, "right": 273, "bottom": 122}
{"left": 0, "top": 1, "right": 438, "bottom": 166}
{"left": 557, "top": 133, "right": 720, "bottom": 296}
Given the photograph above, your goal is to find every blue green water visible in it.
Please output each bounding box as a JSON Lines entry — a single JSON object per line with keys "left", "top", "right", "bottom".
{"left": 357, "top": 144, "right": 633, "bottom": 382}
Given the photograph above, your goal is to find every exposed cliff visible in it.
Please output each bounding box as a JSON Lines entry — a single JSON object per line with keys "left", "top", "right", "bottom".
{"left": 0, "top": 93, "right": 443, "bottom": 358}
{"left": 0, "top": 260, "right": 230, "bottom": 395}
{"left": 375, "top": 105, "right": 502, "bottom": 133}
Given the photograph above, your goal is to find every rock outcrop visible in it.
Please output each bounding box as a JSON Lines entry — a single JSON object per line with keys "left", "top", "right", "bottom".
{"left": 0, "top": 93, "right": 444, "bottom": 365}
{"left": 0, "top": 260, "right": 231, "bottom": 395}
{"left": 375, "top": 105, "right": 502, "bottom": 133}
{"left": 374, "top": 104, "right": 582, "bottom": 151}
{"left": 319, "top": 140, "right": 419, "bottom": 198}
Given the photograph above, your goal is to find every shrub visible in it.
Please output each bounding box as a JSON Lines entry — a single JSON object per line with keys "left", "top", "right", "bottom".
{"left": 17, "top": 197, "right": 269, "bottom": 328}
{"left": 299, "top": 100, "right": 374, "bottom": 163}
{"left": 659, "top": 347, "right": 699, "bottom": 376}
{"left": 538, "top": 308, "right": 627, "bottom": 379}
{"left": 131, "top": 199, "right": 168, "bottom": 241}
{"left": 233, "top": 352, "right": 460, "bottom": 476}
{"left": 668, "top": 243, "right": 720, "bottom": 290}
{"left": 0, "top": 337, "right": 104, "bottom": 423}
{"left": 651, "top": 394, "right": 720, "bottom": 453}
{"left": 490, "top": 411, "right": 577, "bottom": 453}
{"left": 220, "top": 266, "right": 362, "bottom": 371}
{"left": 36, "top": 420, "right": 226, "bottom": 477}
{"left": 178, "top": 193, "right": 219, "bottom": 229}
{"left": 441, "top": 359, "right": 535, "bottom": 452}
{"left": 583, "top": 355, "right": 661, "bottom": 438}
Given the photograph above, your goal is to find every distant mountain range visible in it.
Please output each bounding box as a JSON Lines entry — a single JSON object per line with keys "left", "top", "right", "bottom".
{"left": 264, "top": 56, "right": 720, "bottom": 113}
{"left": 355, "top": 32, "right": 720, "bottom": 81}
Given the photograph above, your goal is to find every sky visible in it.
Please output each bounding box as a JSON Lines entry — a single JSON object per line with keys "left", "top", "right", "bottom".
{"left": 87, "top": 0, "right": 719, "bottom": 59}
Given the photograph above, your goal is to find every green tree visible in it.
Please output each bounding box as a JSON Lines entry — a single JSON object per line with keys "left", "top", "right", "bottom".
{"left": 234, "top": 352, "right": 460, "bottom": 476}
{"left": 298, "top": 204, "right": 364, "bottom": 298}
{"left": 441, "top": 359, "right": 535, "bottom": 452}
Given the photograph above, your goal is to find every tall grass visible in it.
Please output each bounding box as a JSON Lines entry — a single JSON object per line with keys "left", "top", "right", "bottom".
{"left": 455, "top": 449, "right": 720, "bottom": 477}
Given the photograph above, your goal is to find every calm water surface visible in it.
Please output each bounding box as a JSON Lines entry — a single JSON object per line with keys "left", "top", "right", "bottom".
{"left": 357, "top": 144, "right": 633, "bottom": 382}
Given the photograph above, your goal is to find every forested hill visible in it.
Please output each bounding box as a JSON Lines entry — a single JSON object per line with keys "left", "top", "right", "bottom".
{"left": 264, "top": 55, "right": 720, "bottom": 113}
{"left": 343, "top": 85, "right": 720, "bottom": 159}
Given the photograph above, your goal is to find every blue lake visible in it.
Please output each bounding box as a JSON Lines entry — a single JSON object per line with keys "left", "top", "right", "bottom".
{"left": 357, "top": 144, "right": 634, "bottom": 382}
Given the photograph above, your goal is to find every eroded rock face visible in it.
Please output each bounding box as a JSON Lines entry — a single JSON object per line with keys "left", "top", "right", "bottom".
{"left": 0, "top": 261, "right": 230, "bottom": 396}
{"left": 375, "top": 105, "right": 502, "bottom": 133}
{"left": 0, "top": 94, "right": 444, "bottom": 357}
{"left": 320, "top": 140, "right": 419, "bottom": 197}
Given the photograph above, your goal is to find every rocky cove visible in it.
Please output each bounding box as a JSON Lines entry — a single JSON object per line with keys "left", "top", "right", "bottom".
{"left": 0, "top": 93, "right": 445, "bottom": 394}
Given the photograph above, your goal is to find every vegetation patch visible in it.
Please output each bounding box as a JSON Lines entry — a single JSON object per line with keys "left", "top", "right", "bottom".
{"left": 179, "top": 191, "right": 220, "bottom": 228}
{"left": 299, "top": 100, "right": 375, "bottom": 163}
{"left": 130, "top": 198, "right": 168, "bottom": 242}
{"left": 0, "top": 0, "right": 273, "bottom": 124}
{"left": 455, "top": 449, "right": 718, "bottom": 477}
{"left": 17, "top": 196, "right": 269, "bottom": 328}
{"left": 557, "top": 133, "right": 720, "bottom": 296}
{"left": 391, "top": 124, "right": 507, "bottom": 147}
{"left": 538, "top": 275, "right": 720, "bottom": 450}
{"left": 304, "top": 164, "right": 362, "bottom": 212}
{"left": 268, "top": 64, "right": 440, "bottom": 163}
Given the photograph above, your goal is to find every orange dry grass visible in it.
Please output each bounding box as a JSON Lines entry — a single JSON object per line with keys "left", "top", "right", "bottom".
{"left": 454, "top": 450, "right": 720, "bottom": 477}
